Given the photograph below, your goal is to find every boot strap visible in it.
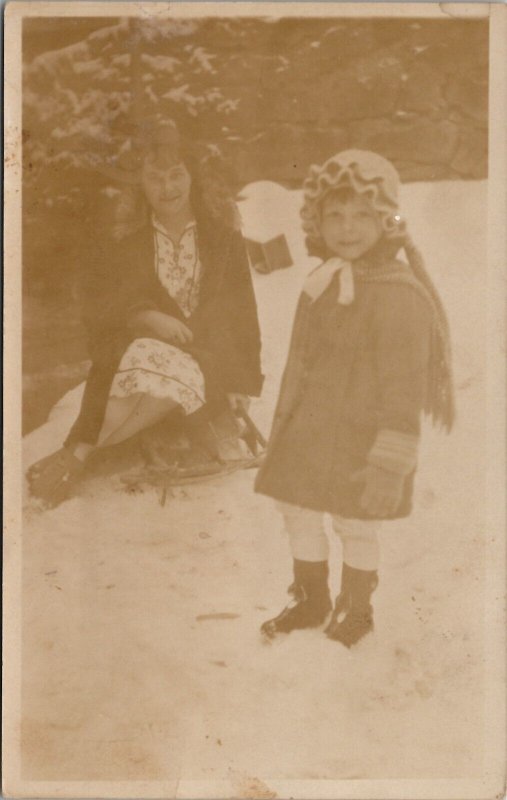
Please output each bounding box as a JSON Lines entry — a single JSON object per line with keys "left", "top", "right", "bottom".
{"left": 329, "top": 591, "right": 350, "bottom": 623}
{"left": 287, "top": 582, "right": 307, "bottom": 606}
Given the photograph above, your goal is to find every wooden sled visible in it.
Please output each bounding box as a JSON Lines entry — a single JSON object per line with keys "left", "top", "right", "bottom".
{"left": 121, "top": 452, "right": 264, "bottom": 504}
{"left": 121, "top": 408, "right": 267, "bottom": 505}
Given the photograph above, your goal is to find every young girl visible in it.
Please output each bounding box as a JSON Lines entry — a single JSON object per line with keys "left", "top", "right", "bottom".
{"left": 29, "top": 120, "right": 263, "bottom": 507}
{"left": 255, "top": 149, "right": 454, "bottom": 647}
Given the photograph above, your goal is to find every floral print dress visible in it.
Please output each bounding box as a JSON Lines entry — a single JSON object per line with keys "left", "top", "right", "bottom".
{"left": 108, "top": 218, "right": 206, "bottom": 415}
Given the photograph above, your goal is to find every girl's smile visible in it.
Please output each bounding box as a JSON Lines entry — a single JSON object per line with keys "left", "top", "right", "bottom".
{"left": 319, "top": 192, "right": 383, "bottom": 261}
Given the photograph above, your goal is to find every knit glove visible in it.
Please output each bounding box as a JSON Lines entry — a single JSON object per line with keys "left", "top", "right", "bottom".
{"left": 351, "top": 465, "right": 405, "bottom": 518}
{"left": 352, "top": 427, "right": 419, "bottom": 516}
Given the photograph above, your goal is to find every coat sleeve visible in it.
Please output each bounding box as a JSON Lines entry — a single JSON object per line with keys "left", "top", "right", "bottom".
{"left": 368, "top": 283, "right": 432, "bottom": 474}
{"left": 78, "top": 234, "right": 158, "bottom": 358}
{"left": 77, "top": 237, "right": 123, "bottom": 351}
{"left": 219, "top": 231, "right": 264, "bottom": 396}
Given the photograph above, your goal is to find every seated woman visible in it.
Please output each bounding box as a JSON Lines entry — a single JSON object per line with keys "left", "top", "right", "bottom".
{"left": 28, "top": 121, "right": 264, "bottom": 507}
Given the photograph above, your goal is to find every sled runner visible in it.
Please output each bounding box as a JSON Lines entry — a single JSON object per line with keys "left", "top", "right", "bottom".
{"left": 121, "top": 452, "right": 265, "bottom": 505}
{"left": 122, "top": 440, "right": 265, "bottom": 505}
{"left": 120, "top": 407, "right": 267, "bottom": 505}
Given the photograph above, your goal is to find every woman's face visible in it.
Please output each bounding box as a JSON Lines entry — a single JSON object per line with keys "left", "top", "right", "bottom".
{"left": 141, "top": 155, "right": 192, "bottom": 221}
{"left": 319, "top": 192, "right": 383, "bottom": 261}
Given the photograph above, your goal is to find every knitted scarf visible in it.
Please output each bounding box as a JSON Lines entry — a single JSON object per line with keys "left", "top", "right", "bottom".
{"left": 353, "top": 235, "right": 456, "bottom": 433}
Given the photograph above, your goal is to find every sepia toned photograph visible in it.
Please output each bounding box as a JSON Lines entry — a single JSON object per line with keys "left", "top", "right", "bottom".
{"left": 3, "top": 2, "right": 506, "bottom": 798}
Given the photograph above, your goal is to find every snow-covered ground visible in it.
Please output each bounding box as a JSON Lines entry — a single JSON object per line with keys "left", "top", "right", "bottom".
{"left": 21, "top": 180, "right": 488, "bottom": 792}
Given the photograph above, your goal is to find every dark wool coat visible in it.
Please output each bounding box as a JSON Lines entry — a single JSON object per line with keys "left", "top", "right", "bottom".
{"left": 65, "top": 215, "right": 264, "bottom": 447}
{"left": 254, "top": 262, "right": 432, "bottom": 519}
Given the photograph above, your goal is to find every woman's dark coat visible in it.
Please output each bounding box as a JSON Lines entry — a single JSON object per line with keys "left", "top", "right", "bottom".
{"left": 254, "top": 265, "right": 432, "bottom": 520}
{"left": 65, "top": 216, "right": 264, "bottom": 447}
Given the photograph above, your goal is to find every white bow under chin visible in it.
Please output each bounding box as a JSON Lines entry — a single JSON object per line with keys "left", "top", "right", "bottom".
{"left": 302, "top": 257, "right": 355, "bottom": 305}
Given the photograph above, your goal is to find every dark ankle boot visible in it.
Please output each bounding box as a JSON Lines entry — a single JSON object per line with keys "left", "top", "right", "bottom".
{"left": 326, "top": 565, "right": 378, "bottom": 648}
{"left": 261, "top": 560, "right": 332, "bottom": 639}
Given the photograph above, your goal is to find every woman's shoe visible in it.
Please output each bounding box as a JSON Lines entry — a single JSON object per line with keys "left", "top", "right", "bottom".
{"left": 28, "top": 447, "right": 85, "bottom": 508}
{"left": 261, "top": 560, "right": 331, "bottom": 639}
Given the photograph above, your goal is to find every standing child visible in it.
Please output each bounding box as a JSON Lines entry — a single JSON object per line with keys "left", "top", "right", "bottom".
{"left": 255, "top": 150, "right": 454, "bottom": 647}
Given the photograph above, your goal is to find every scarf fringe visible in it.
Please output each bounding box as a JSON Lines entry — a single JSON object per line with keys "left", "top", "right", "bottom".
{"left": 404, "top": 236, "right": 456, "bottom": 433}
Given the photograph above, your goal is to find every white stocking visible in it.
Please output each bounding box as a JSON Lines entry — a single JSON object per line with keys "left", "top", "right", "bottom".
{"left": 276, "top": 502, "right": 329, "bottom": 562}
{"left": 331, "top": 516, "right": 381, "bottom": 571}
{"left": 98, "top": 394, "right": 179, "bottom": 448}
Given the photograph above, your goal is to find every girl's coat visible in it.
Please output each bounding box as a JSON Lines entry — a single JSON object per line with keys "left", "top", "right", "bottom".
{"left": 255, "top": 260, "right": 432, "bottom": 519}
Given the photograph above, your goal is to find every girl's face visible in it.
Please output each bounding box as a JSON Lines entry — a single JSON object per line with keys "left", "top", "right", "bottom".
{"left": 141, "top": 156, "right": 192, "bottom": 221}
{"left": 319, "top": 192, "right": 383, "bottom": 261}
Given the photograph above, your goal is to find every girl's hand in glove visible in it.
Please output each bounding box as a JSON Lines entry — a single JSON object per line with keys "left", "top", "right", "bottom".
{"left": 351, "top": 465, "right": 405, "bottom": 518}
{"left": 131, "top": 310, "right": 193, "bottom": 346}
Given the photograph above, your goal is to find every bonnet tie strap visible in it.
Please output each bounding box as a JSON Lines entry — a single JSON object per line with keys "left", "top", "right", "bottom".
{"left": 302, "top": 257, "right": 354, "bottom": 305}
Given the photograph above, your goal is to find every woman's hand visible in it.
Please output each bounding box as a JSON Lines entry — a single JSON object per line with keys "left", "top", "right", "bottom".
{"left": 351, "top": 464, "right": 405, "bottom": 518}
{"left": 131, "top": 310, "right": 193, "bottom": 346}
{"left": 227, "top": 393, "right": 251, "bottom": 414}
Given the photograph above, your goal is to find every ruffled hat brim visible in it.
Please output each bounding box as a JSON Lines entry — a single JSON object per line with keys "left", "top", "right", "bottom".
{"left": 301, "top": 149, "right": 402, "bottom": 244}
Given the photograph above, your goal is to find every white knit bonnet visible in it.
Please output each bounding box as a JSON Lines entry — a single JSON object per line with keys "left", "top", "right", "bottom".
{"left": 300, "top": 149, "right": 403, "bottom": 251}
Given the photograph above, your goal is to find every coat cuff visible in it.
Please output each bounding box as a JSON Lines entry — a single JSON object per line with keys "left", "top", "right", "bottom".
{"left": 126, "top": 303, "right": 157, "bottom": 323}
{"left": 367, "top": 428, "right": 419, "bottom": 475}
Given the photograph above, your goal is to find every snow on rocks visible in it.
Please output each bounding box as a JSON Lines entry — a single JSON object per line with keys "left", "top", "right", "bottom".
{"left": 21, "top": 180, "right": 487, "bottom": 786}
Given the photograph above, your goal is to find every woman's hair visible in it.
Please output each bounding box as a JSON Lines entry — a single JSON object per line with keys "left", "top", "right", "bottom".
{"left": 111, "top": 121, "right": 239, "bottom": 238}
